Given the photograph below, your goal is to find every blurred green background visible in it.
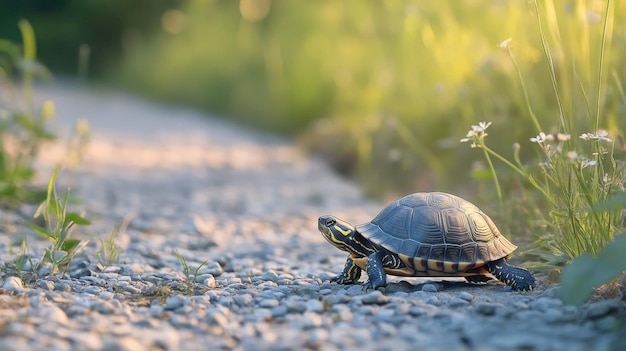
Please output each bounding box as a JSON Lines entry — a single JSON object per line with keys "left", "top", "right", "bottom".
{"left": 2, "top": 0, "right": 625, "bottom": 200}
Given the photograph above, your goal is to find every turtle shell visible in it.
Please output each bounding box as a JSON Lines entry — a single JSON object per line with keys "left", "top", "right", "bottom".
{"left": 355, "top": 192, "right": 517, "bottom": 275}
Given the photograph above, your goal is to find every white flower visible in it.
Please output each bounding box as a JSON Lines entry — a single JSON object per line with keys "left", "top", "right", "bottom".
{"left": 580, "top": 130, "right": 612, "bottom": 142}
{"left": 556, "top": 133, "right": 571, "bottom": 141}
{"left": 603, "top": 173, "right": 610, "bottom": 184}
{"left": 530, "top": 132, "right": 547, "bottom": 143}
{"left": 460, "top": 121, "right": 491, "bottom": 144}
{"left": 475, "top": 121, "right": 492, "bottom": 132}
{"left": 499, "top": 37, "right": 512, "bottom": 49}
{"left": 566, "top": 151, "right": 578, "bottom": 160}
{"left": 582, "top": 160, "right": 597, "bottom": 168}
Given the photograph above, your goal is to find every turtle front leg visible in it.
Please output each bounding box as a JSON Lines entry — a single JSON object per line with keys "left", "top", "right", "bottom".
{"left": 331, "top": 256, "right": 362, "bottom": 284}
{"left": 363, "top": 251, "right": 386, "bottom": 290}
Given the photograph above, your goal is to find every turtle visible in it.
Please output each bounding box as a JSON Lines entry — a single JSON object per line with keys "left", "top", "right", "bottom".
{"left": 318, "top": 192, "right": 535, "bottom": 291}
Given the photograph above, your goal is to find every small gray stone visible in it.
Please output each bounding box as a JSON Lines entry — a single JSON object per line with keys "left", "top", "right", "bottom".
{"left": 262, "top": 270, "right": 279, "bottom": 282}
{"left": 38, "top": 303, "right": 69, "bottom": 325}
{"left": 585, "top": 299, "right": 621, "bottom": 320}
{"left": 306, "top": 299, "right": 323, "bottom": 312}
{"left": 286, "top": 300, "right": 307, "bottom": 313}
{"left": 544, "top": 308, "right": 568, "bottom": 323}
{"left": 361, "top": 290, "right": 388, "bottom": 305}
{"left": 474, "top": 302, "right": 501, "bottom": 316}
{"left": 37, "top": 280, "right": 55, "bottom": 291}
{"left": 271, "top": 304, "right": 289, "bottom": 318}
{"left": 532, "top": 297, "right": 563, "bottom": 312}
{"left": 458, "top": 291, "right": 474, "bottom": 301}
{"left": 206, "top": 310, "right": 230, "bottom": 327}
{"left": 301, "top": 312, "right": 323, "bottom": 328}
{"left": 198, "top": 262, "right": 223, "bottom": 277}
{"left": 3, "top": 276, "right": 24, "bottom": 292}
{"left": 98, "top": 291, "right": 115, "bottom": 300}
{"left": 164, "top": 295, "right": 186, "bottom": 310}
{"left": 253, "top": 308, "right": 272, "bottom": 321}
{"left": 259, "top": 299, "right": 280, "bottom": 308}
{"left": 374, "top": 309, "right": 396, "bottom": 323}
{"left": 103, "top": 266, "right": 123, "bottom": 273}
{"left": 234, "top": 294, "right": 254, "bottom": 306}
{"left": 421, "top": 283, "right": 440, "bottom": 292}
{"left": 449, "top": 298, "right": 469, "bottom": 308}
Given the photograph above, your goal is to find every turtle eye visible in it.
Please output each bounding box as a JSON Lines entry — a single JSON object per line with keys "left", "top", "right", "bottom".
{"left": 325, "top": 218, "right": 336, "bottom": 227}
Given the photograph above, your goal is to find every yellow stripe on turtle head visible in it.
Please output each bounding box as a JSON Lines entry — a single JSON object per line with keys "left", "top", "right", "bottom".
{"left": 334, "top": 225, "right": 353, "bottom": 236}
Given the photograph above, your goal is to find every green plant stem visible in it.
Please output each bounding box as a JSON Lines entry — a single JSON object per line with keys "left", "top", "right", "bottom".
{"left": 481, "top": 145, "right": 502, "bottom": 206}
{"left": 532, "top": 0, "right": 567, "bottom": 132}
{"left": 594, "top": 0, "right": 612, "bottom": 131}
{"left": 506, "top": 49, "right": 542, "bottom": 134}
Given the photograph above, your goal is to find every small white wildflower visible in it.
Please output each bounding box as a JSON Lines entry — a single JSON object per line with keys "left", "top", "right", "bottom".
{"left": 566, "top": 151, "right": 578, "bottom": 160}
{"left": 556, "top": 133, "right": 571, "bottom": 141}
{"left": 476, "top": 121, "right": 492, "bottom": 132}
{"left": 460, "top": 129, "right": 475, "bottom": 143}
{"left": 530, "top": 132, "right": 547, "bottom": 143}
{"left": 580, "top": 130, "right": 612, "bottom": 142}
{"left": 538, "top": 161, "right": 551, "bottom": 168}
{"left": 582, "top": 160, "right": 598, "bottom": 168}
{"left": 512, "top": 143, "right": 520, "bottom": 150}
{"left": 499, "top": 37, "right": 512, "bottom": 49}
{"left": 603, "top": 173, "right": 610, "bottom": 184}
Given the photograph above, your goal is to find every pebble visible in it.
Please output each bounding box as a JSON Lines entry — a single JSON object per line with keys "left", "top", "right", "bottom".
{"left": 585, "top": 300, "right": 621, "bottom": 320}
{"left": 259, "top": 299, "right": 280, "bottom": 308}
{"left": 474, "top": 302, "right": 501, "bottom": 316}
{"left": 38, "top": 280, "right": 55, "bottom": 291}
{"left": 360, "top": 290, "right": 388, "bottom": 305}
{"left": 3, "top": 276, "right": 24, "bottom": 292}
{"left": 164, "top": 295, "right": 186, "bottom": 310}
{"left": 305, "top": 299, "right": 323, "bottom": 312}
{"left": 449, "top": 298, "right": 469, "bottom": 308}
{"left": 458, "top": 292, "right": 474, "bottom": 302}
{"left": 422, "top": 283, "right": 439, "bottom": 292}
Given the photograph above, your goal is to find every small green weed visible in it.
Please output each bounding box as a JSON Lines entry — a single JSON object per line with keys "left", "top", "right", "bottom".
{"left": 96, "top": 219, "right": 127, "bottom": 267}
{"left": 2, "top": 238, "right": 37, "bottom": 284}
{"left": 175, "top": 250, "right": 210, "bottom": 295}
{"left": 32, "top": 167, "right": 91, "bottom": 275}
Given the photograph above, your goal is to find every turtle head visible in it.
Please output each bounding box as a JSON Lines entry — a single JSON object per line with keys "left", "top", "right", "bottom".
{"left": 318, "top": 215, "right": 360, "bottom": 254}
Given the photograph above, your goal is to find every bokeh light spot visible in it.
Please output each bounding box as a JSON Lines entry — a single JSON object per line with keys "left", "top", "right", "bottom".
{"left": 240, "top": 0, "right": 271, "bottom": 22}
{"left": 161, "top": 9, "right": 187, "bottom": 34}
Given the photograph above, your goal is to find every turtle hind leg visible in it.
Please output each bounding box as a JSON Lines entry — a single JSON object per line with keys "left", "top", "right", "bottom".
{"left": 485, "top": 258, "right": 535, "bottom": 292}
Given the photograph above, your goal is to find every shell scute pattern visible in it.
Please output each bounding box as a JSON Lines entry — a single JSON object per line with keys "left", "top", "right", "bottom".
{"left": 409, "top": 206, "right": 443, "bottom": 244}
{"left": 356, "top": 192, "right": 517, "bottom": 272}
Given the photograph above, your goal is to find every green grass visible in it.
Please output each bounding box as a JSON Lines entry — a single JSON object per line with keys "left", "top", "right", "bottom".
{"left": 459, "top": 0, "right": 626, "bottom": 303}
{"left": 32, "top": 166, "right": 91, "bottom": 275}
{"left": 175, "top": 251, "right": 211, "bottom": 295}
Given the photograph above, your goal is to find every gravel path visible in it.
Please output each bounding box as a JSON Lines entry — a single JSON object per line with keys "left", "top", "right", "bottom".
{"left": 0, "top": 84, "right": 624, "bottom": 350}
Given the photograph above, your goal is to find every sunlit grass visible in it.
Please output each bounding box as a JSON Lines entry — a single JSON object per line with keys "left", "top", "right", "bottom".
{"left": 461, "top": 0, "right": 625, "bottom": 271}
{"left": 117, "top": 1, "right": 626, "bottom": 196}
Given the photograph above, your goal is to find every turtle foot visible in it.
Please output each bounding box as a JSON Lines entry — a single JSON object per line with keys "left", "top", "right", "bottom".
{"left": 330, "top": 275, "right": 358, "bottom": 285}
